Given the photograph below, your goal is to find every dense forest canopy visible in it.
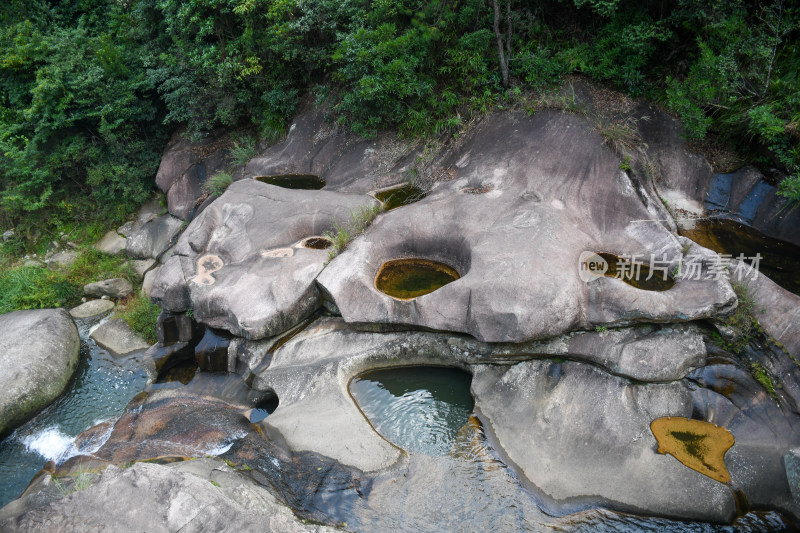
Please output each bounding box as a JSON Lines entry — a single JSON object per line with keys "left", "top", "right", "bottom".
{"left": 1, "top": 0, "right": 798, "bottom": 246}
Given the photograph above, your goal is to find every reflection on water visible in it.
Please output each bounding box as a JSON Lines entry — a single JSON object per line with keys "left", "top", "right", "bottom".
{"left": 350, "top": 366, "right": 473, "bottom": 456}
{"left": 0, "top": 318, "right": 148, "bottom": 508}
{"left": 679, "top": 218, "right": 800, "bottom": 296}
{"left": 348, "top": 366, "right": 794, "bottom": 532}
{"left": 375, "top": 259, "right": 461, "bottom": 300}
{"left": 374, "top": 185, "right": 426, "bottom": 210}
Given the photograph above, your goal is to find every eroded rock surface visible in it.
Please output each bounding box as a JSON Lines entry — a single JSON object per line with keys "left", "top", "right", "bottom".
{"left": 150, "top": 179, "right": 379, "bottom": 339}
{"left": 243, "top": 106, "right": 416, "bottom": 193}
{"left": 319, "top": 111, "right": 736, "bottom": 343}
{"left": 0, "top": 460, "right": 339, "bottom": 533}
{"left": 0, "top": 309, "right": 80, "bottom": 436}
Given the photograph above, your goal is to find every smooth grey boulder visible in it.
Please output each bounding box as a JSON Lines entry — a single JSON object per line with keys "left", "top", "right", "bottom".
{"left": 93, "top": 230, "right": 127, "bottom": 256}
{"left": 130, "top": 258, "right": 156, "bottom": 280}
{"left": 84, "top": 278, "right": 132, "bottom": 299}
{"left": 0, "top": 460, "right": 338, "bottom": 532}
{"left": 89, "top": 319, "right": 149, "bottom": 355}
{"left": 243, "top": 105, "right": 416, "bottom": 193}
{"left": 637, "top": 104, "right": 712, "bottom": 218}
{"left": 0, "top": 309, "right": 80, "bottom": 436}
{"left": 155, "top": 131, "right": 230, "bottom": 220}
{"left": 150, "top": 179, "right": 379, "bottom": 340}
{"left": 319, "top": 111, "right": 736, "bottom": 343}
{"left": 125, "top": 213, "right": 183, "bottom": 260}
{"left": 69, "top": 299, "right": 114, "bottom": 320}
{"left": 470, "top": 360, "right": 736, "bottom": 521}
{"left": 141, "top": 265, "right": 160, "bottom": 299}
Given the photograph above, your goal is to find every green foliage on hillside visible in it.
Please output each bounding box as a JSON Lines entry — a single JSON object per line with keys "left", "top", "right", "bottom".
{"left": 1, "top": 0, "right": 798, "bottom": 245}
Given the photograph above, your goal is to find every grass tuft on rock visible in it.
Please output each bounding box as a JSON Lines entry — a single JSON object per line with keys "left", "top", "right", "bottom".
{"left": 115, "top": 294, "right": 161, "bottom": 344}
{"left": 324, "top": 204, "right": 383, "bottom": 261}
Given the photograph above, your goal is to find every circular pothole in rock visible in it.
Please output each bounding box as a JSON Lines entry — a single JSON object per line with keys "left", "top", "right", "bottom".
{"left": 350, "top": 366, "right": 474, "bottom": 456}
{"left": 375, "top": 258, "right": 460, "bottom": 300}
{"left": 254, "top": 174, "right": 325, "bottom": 190}
{"left": 373, "top": 185, "right": 426, "bottom": 210}
{"left": 301, "top": 236, "right": 333, "bottom": 250}
{"left": 249, "top": 394, "right": 279, "bottom": 423}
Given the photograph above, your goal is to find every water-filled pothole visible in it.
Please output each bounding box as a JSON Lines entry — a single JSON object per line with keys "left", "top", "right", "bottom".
{"left": 374, "top": 185, "right": 426, "bottom": 210}
{"left": 597, "top": 252, "right": 675, "bottom": 291}
{"left": 651, "top": 417, "right": 734, "bottom": 484}
{"left": 249, "top": 395, "right": 279, "bottom": 423}
{"left": 255, "top": 174, "right": 325, "bottom": 190}
{"left": 375, "top": 258, "right": 460, "bottom": 300}
{"left": 301, "top": 236, "right": 332, "bottom": 250}
{"left": 679, "top": 218, "right": 800, "bottom": 296}
{"left": 350, "top": 366, "right": 473, "bottom": 456}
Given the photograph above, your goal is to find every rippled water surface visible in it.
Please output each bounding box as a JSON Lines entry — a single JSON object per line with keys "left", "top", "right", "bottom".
{"left": 349, "top": 366, "right": 795, "bottom": 532}
{"left": 0, "top": 319, "right": 148, "bottom": 508}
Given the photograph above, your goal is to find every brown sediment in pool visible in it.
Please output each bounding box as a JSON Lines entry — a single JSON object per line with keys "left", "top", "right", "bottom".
{"left": 375, "top": 258, "right": 460, "bottom": 300}
{"left": 301, "top": 236, "right": 332, "bottom": 249}
{"left": 374, "top": 185, "right": 426, "bottom": 210}
{"left": 679, "top": 218, "right": 800, "bottom": 296}
{"left": 254, "top": 174, "right": 325, "bottom": 190}
{"left": 597, "top": 252, "right": 675, "bottom": 291}
{"left": 650, "top": 417, "right": 735, "bottom": 484}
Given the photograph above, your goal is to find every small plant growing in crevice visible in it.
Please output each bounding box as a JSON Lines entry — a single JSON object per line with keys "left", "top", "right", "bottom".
{"left": 53, "top": 466, "right": 94, "bottom": 497}
{"left": 750, "top": 361, "right": 778, "bottom": 400}
{"left": 716, "top": 282, "right": 761, "bottom": 354}
{"left": 230, "top": 136, "right": 256, "bottom": 166}
{"left": 323, "top": 203, "right": 384, "bottom": 261}
{"left": 619, "top": 156, "right": 632, "bottom": 171}
{"left": 203, "top": 171, "right": 233, "bottom": 196}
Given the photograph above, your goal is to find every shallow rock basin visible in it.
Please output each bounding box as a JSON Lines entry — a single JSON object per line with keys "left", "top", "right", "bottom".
{"left": 375, "top": 258, "right": 460, "bottom": 300}
{"left": 349, "top": 366, "right": 473, "bottom": 455}
{"left": 300, "top": 236, "right": 332, "bottom": 250}
{"left": 373, "top": 185, "right": 426, "bottom": 210}
{"left": 254, "top": 174, "right": 325, "bottom": 190}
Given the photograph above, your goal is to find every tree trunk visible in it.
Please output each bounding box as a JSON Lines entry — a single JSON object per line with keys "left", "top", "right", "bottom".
{"left": 492, "top": 0, "right": 510, "bottom": 88}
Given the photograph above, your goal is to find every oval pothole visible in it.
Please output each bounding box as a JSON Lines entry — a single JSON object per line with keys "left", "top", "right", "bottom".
{"left": 254, "top": 174, "right": 325, "bottom": 190}
{"left": 582, "top": 252, "right": 676, "bottom": 291}
{"left": 374, "top": 185, "right": 426, "bottom": 210}
{"left": 301, "top": 236, "right": 333, "bottom": 250}
{"left": 375, "top": 258, "right": 460, "bottom": 300}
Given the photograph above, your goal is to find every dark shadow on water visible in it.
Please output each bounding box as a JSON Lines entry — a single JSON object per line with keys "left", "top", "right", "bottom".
{"left": 254, "top": 174, "right": 325, "bottom": 190}
{"left": 374, "top": 185, "right": 426, "bottom": 210}
{"left": 679, "top": 218, "right": 800, "bottom": 296}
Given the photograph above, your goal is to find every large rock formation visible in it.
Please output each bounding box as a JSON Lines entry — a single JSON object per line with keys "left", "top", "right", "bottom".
{"left": 0, "top": 459, "right": 339, "bottom": 532}
{"left": 150, "top": 179, "right": 379, "bottom": 339}
{"left": 0, "top": 309, "right": 80, "bottom": 436}
{"left": 319, "top": 111, "right": 736, "bottom": 342}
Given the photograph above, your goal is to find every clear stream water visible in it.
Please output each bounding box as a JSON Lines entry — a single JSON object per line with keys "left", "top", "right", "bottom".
{"left": 0, "top": 317, "right": 148, "bottom": 508}
{"left": 349, "top": 366, "right": 794, "bottom": 532}
{"left": 0, "top": 329, "right": 794, "bottom": 531}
